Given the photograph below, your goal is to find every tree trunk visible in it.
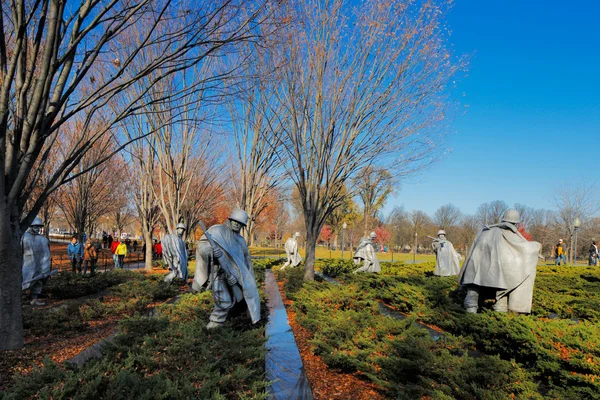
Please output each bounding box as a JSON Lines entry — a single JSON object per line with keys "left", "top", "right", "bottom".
{"left": 0, "top": 209, "right": 24, "bottom": 350}
{"left": 304, "top": 227, "right": 317, "bottom": 281}
{"left": 142, "top": 228, "right": 154, "bottom": 271}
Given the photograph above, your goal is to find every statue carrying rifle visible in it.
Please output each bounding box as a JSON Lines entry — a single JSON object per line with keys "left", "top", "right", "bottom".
{"left": 192, "top": 209, "right": 260, "bottom": 329}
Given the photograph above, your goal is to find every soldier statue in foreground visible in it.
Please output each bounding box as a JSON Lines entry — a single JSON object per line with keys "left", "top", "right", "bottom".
{"left": 458, "top": 209, "right": 541, "bottom": 313}
{"left": 281, "top": 232, "right": 302, "bottom": 270}
{"left": 163, "top": 223, "right": 189, "bottom": 283}
{"left": 431, "top": 230, "right": 461, "bottom": 276}
{"left": 22, "top": 217, "right": 55, "bottom": 306}
{"left": 193, "top": 209, "right": 260, "bottom": 329}
{"left": 353, "top": 232, "right": 381, "bottom": 273}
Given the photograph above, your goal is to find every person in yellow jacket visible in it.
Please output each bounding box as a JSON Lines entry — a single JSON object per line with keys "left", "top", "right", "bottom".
{"left": 555, "top": 239, "right": 567, "bottom": 266}
{"left": 115, "top": 241, "right": 128, "bottom": 269}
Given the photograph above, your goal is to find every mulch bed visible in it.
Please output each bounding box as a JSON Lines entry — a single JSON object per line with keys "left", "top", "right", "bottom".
{"left": 276, "top": 279, "right": 385, "bottom": 400}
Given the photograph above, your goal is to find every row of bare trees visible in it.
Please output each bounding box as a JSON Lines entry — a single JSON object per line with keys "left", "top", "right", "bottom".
{"left": 2, "top": 0, "right": 463, "bottom": 350}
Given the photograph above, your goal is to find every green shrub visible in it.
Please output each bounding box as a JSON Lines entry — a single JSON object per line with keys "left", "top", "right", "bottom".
{"left": 45, "top": 270, "right": 137, "bottom": 299}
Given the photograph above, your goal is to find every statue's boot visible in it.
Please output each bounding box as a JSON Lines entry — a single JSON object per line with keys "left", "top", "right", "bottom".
{"left": 206, "top": 321, "right": 224, "bottom": 330}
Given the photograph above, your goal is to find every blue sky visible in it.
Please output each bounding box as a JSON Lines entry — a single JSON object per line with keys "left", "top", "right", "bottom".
{"left": 384, "top": 0, "right": 600, "bottom": 217}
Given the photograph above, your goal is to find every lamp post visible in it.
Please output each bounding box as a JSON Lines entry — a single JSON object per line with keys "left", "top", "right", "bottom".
{"left": 413, "top": 231, "right": 417, "bottom": 264}
{"left": 342, "top": 222, "right": 347, "bottom": 259}
{"left": 574, "top": 217, "right": 581, "bottom": 265}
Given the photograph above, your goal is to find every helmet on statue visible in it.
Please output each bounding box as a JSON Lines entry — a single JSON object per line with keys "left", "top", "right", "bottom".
{"left": 437, "top": 229, "right": 446, "bottom": 237}
{"left": 176, "top": 223, "right": 187, "bottom": 230}
{"left": 369, "top": 232, "right": 377, "bottom": 238}
{"left": 229, "top": 209, "right": 249, "bottom": 226}
{"left": 31, "top": 217, "right": 44, "bottom": 227}
{"left": 501, "top": 209, "right": 520, "bottom": 224}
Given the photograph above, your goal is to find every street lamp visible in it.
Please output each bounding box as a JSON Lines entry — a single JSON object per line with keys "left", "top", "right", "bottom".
{"left": 342, "top": 222, "right": 347, "bottom": 259}
{"left": 573, "top": 217, "right": 581, "bottom": 265}
{"left": 413, "top": 231, "right": 418, "bottom": 264}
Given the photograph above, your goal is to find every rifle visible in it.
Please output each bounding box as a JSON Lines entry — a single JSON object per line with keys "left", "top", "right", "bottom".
{"left": 198, "top": 221, "right": 244, "bottom": 302}
{"left": 23, "top": 269, "right": 58, "bottom": 287}
{"left": 427, "top": 235, "right": 439, "bottom": 241}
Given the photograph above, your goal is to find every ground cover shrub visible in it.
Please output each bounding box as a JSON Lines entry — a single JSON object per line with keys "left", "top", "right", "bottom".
{"left": 315, "top": 259, "right": 355, "bottom": 276}
{"left": 3, "top": 292, "right": 269, "bottom": 399}
{"left": 342, "top": 264, "right": 600, "bottom": 398}
{"left": 285, "top": 277, "right": 542, "bottom": 399}
{"left": 45, "top": 270, "right": 138, "bottom": 299}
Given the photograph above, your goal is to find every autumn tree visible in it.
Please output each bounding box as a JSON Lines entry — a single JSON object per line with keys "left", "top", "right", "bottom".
{"left": 0, "top": 0, "right": 271, "bottom": 350}
{"left": 267, "top": 0, "right": 462, "bottom": 280}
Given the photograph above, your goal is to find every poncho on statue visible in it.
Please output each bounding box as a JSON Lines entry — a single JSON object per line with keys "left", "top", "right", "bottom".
{"left": 353, "top": 237, "right": 381, "bottom": 273}
{"left": 22, "top": 231, "right": 51, "bottom": 290}
{"left": 194, "top": 224, "right": 260, "bottom": 324}
{"left": 281, "top": 236, "right": 302, "bottom": 269}
{"left": 432, "top": 238, "right": 461, "bottom": 276}
{"left": 458, "top": 222, "right": 541, "bottom": 313}
{"left": 162, "top": 233, "right": 188, "bottom": 280}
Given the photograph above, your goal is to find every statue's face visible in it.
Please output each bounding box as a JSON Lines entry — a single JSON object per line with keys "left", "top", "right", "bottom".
{"left": 31, "top": 225, "right": 42, "bottom": 234}
{"left": 230, "top": 220, "right": 243, "bottom": 233}
{"left": 439, "top": 234, "right": 446, "bottom": 240}
{"left": 176, "top": 228, "right": 185, "bottom": 237}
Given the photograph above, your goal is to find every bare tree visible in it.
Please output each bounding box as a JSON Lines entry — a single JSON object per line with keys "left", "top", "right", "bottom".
{"left": 267, "top": 0, "right": 462, "bottom": 280}
{"left": 227, "top": 47, "right": 284, "bottom": 246}
{"left": 552, "top": 181, "right": 600, "bottom": 262}
{"left": 457, "top": 214, "right": 479, "bottom": 254}
{"left": 410, "top": 210, "right": 435, "bottom": 251}
{"left": 0, "top": 0, "right": 269, "bottom": 350}
{"left": 353, "top": 166, "right": 396, "bottom": 234}
{"left": 476, "top": 200, "right": 508, "bottom": 226}
{"left": 433, "top": 203, "right": 462, "bottom": 231}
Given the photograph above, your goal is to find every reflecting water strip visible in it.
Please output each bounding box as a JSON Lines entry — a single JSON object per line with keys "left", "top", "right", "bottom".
{"left": 265, "top": 269, "right": 314, "bottom": 399}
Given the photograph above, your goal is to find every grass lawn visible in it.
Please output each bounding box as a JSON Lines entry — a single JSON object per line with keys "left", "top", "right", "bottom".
{"left": 250, "top": 246, "right": 436, "bottom": 263}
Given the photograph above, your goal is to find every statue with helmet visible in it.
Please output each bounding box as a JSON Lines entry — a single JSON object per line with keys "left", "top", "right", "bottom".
{"left": 162, "top": 222, "right": 189, "bottom": 283}
{"left": 281, "top": 232, "right": 302, "bottom": 270}
{"left": 192, "top": 209, "right": 260, "bottom": 329}
{"left": 353, "top": 232, "right": 381, "bottom": 273}
{"left": 22, "top": 217, "right": 55, "bottom": 306}
{"left": 430, "top": 229, "right": 461, "bottom": 276}
{"left": 458, "top": 209, "right": 541, "bottom": 313}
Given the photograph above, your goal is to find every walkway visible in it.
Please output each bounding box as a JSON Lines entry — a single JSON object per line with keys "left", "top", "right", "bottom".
{"left": 265, "top": 270, "right": 313, "bottom": 399}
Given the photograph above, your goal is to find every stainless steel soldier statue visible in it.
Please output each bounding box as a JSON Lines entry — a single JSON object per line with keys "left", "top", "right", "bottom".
{"left": 281, "top": 232, "right": 302, "bottom": 270}
{"left": 22, "top": 217, "right": 53, "bottom": 306}
{"left": 459, "top": 209, "right": 541, "bottom": 313}
{"left": 193, "top": 209, "right": 261, "bottom": 329}
{"left": 353, "top": 232, "right": 381, "bottom": 273}
{"left": 163, "top": 222, "right": 189, "bottom": 283}
{"left": 432, "top": 230, "right": 461, "bottom": 276}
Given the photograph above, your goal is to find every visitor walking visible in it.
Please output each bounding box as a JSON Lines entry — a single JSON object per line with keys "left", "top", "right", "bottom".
{"left": 83, "top": 239, "right": 97, "bottom": 275}
{"left": 555, "top": 239, "right": 567, "bottom": 266}
{"left": 589, "top": 241, "right": 599, "bottom": 266}
{"left": 115, "top": 241, "right": 128, "bottom": 269}
{"left": 67, "top": 236, "right": 84, "bottom": 273}
{"left": 110, "top": 238, "right": 120, "bottom": 269}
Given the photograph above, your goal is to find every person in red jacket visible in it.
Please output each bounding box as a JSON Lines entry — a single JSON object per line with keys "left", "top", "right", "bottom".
{"left": 110, "top": 239, "right": 120, "bottom": 268}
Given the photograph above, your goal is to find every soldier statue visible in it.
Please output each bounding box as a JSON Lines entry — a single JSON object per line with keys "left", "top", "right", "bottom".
{"left": 192, "top": 209, "right": 260, "bottom": 329}
{"left": 458, "top": 209, "right": 541, "bottom": 313}
{"left": 431, "top": 229, "right": 461, "bottom": 276}
{"left": 353, "top": 232, "right": 381, "bottom": 273}
{"left": 281, "top": 232, "right": 302, "bottom": 270}
{"left": 162, "top": 222, "right": 188, "bottom": 283}
{"left": 22, "top": 217, "right": 54, "bottom": 306}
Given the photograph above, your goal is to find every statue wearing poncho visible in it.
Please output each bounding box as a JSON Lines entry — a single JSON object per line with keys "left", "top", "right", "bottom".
{"left": 163, "top": 223, "right": 188, "bottom": 283}
{"left": 281, "top": 233, "right": 302, "bottom": 270}
{"left": 458, "top": 209, "right": 541, "bottom": 313}
{"left": 432, "top": 231, "right": 461, "bottom": 276}
{"left": 353, "top": 233, "right": 381, "bottom": 273}
{"left": 22, "top": 218, "right": 52, "bottom": 306}
{"left": 193, "top": 218, "right": 260, "bottom": 327}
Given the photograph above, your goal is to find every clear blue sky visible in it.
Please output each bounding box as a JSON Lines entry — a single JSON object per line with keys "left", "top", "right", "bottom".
{"left": 385, "top": 0, "right": 600, "bottom": 217}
